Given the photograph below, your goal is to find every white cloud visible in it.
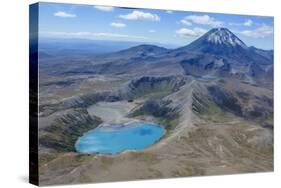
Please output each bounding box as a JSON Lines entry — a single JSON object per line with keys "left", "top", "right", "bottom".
{"left": 149, "top": 29, "right": 156, "bottom": 33}
{"left": 54, "top": 11, "right": 76, "bottom": 18}
{"left": 240, "top": 25, "right": 273, "bottom": 38}
{"left": 94, "top": 5, "right": 114, "bottom": 12}
{"left": 228, "top": 22, "right": 239, "bottom": 26}
{"left": 182, "top": 15, "right": 223, "bottom": 27}
{"left": 110, "top": 22, "right": 126, "bottom": 28}
{"left": 119, "top": 10, "right": 160, "bottom": 21}
{"left": 244, "top": 19, "right": 253, "bottom": 26}
{"left": 176, "top": 27, "right": 207, "bottom": 37}
{"left": 166, "top": 10, "right": 173, "bottom": 14}
{"left": 93, "top": 33, "right": 146, "bottom": 39}
{"left": 41, "top": 31, "right": 147, "bottom": 40}
{"left": 229, "top": 19, "right": 254, "bottom": 27}
{"left": 180, "top": 19, "right": 192, "bottom": 26}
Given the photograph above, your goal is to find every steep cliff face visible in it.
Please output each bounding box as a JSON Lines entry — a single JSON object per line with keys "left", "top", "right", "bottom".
{"left": 38, "top": 75, "right": 273, "bottom": 185}
{"left": 39, "top": 108, "right": 102, "bottom": 152}
{"left": 118, "top": 76, "right": 187, "bottom": 99}
{"left": 190, "top": 80, "right": 273, "bottom": 128}
{"left": 180, "top": 56, "right": 231, "bottom": 77}
{"left": 38, "top": 27, "right": 273, "bottom": 185}
{"left": 39, "top": 76, "right": 187, "bottom": 116}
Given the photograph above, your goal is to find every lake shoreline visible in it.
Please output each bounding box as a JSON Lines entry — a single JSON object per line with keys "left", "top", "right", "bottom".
{"left": 75, "top": 122, "right": 165, "bottom": 155}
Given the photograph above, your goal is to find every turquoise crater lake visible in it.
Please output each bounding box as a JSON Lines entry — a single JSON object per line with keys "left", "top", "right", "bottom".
{"left": 75, "top": 122, "right": 165, "bottom": 154}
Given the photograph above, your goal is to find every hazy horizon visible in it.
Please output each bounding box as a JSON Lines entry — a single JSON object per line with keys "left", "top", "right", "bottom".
{"left": 37, "top": 2, "right": 274, "bottom": 50}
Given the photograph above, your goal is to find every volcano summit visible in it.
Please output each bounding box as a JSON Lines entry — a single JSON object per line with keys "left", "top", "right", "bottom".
{"left": 37, "top": 23, "right": 273, "bottom": 186}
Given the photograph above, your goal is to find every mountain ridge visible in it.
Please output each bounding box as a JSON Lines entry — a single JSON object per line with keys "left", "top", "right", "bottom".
{"left": 170, "top": 27, "right": 272, "bottom": 65}
{"left": 48, "top": 27, "right": 273, "bottom": 85}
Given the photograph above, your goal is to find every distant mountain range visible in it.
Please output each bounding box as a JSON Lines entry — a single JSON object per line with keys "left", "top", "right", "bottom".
{"left": 38, "top": 28, "right": 274, "bottom": 184}
{"left": 85, "top": 27, "right": 273, "bottom": 84}
{"left": 40, "top": 28, "right": 273, "bottom": 85}
{"left": 38, "top": 38, "right": 176, "bottom": 57}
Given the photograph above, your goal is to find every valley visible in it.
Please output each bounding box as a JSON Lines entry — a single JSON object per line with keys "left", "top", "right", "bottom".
{"left": 37, "top": 28, "right": 273, "bottom": 185}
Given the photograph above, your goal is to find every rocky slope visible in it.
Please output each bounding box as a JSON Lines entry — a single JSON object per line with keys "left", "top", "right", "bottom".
{"left": 38, "top": 75, "right": 273, "bottom": 185}
{"left": 37, "top": 27, "right": 273, "bottom": 185}
{"left": 63, "top": 28, "right": 273, "bottom": 86}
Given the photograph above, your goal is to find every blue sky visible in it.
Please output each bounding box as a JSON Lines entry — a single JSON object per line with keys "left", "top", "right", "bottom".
{"left": 38, "top": 2, "right": 274, "bottom": 49}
